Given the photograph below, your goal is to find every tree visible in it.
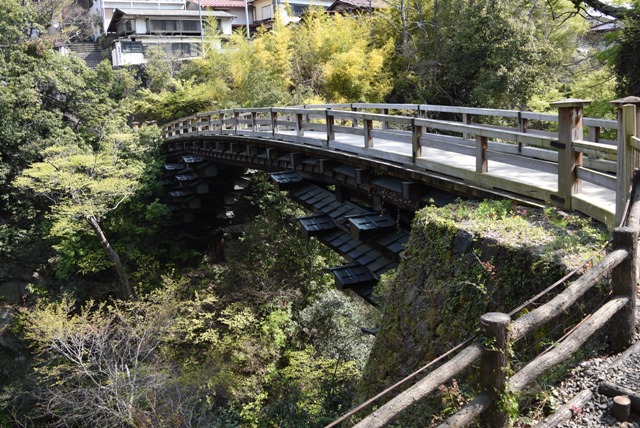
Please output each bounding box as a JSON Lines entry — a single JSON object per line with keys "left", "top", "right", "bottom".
{"left": 569, "top": 0, "right": 640, "bottom": 96}
{"left": 14, "top": 117, "right": 146, "bottom": 298}
{"left": 0, "top": 2, "right": 114, "bottom": 262}
{"left": 19, "top": 280, "right": 216, "bottom": 427}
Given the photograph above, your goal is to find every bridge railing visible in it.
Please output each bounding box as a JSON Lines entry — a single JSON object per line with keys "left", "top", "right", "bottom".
{"left": 303, "top": 102, "right": 619, "bottom": 146}
{"left": 162, "top": 100, "right": 640, "bottom": 227}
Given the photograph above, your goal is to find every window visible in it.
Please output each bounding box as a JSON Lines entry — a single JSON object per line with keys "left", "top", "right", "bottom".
{"left": 291, "top": 4, "right": 307, "bottom": 16}
{"left": 261, "top": 5, "right": 272, "bottom": 20}
{"left": 121, "top": 41, "right": 143, "bottom": 53}
{"left": 148, "top": 19, "right": 178, "bottom": 33}
{"left": 180, "top": 20, "right": 201, "bottom": 33}
{"left": 147, "top": 19, "right": 202, "bottom": 35}
{"left": 116, "top": 19, "right": 135, "bottom": 36}
{"left": 170, "top": 43, "right": 199, "bottom": 58}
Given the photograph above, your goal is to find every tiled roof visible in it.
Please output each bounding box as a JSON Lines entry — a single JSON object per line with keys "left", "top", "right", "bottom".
{"left": 189, "top": 0, "right": 251, "bottom": 8}
{"left": 327, "top": 0, "right": 385, "bottom": 10}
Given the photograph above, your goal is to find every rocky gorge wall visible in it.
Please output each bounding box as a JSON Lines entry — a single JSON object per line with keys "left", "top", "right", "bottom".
{"left": 357, "top": 200, "right": 609, "bottom": 421}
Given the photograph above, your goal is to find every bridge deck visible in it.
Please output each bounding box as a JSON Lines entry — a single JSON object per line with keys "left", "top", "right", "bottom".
{"left": 268, "top": 129, "right": 616, "bottom": 216}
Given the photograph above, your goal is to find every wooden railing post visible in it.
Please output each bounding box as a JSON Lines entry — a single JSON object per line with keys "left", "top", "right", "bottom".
{"left": 271, "top": 109, "right": 278, "bottom": 136}
{"left": 480, "top": 312, "right": 511, "bottom": 428}
{"left": 351, "top": 105, "right": 358, "bottom": 127}
{"left": 233, "top": 110, "right": 239, "bottom": 133}
{"left": 219, "top": 111, "right": 226, "bottom": 131}
{"left": 476, "top": 135, "right": 488, "bottom": 173}
{"left": 364, "top": 118, "right": 373, "bottom": 148}
{"left": 517, "top": 112, "right": 527, "bottom": 153}
{"left": 551, "top": 99, "right": 590, "bottom": 210}
{"left": 382, "top": 108, "right": 389, "bottom": 129}
{"left": 295, "top": 113, "right": 304, "bottom": 137}
{"left": 412, "top": 119, "right": 422, "bottom": 161}
{"left": 325, "top": 110, "right": 334, "bottom": 148}
{"left": 611, "top": 226, "right": 639, "bottom": 352}
{"left": 463, "top": 113, "right": 472, "bottom": 140}
{"left": 611, "top": 97, "right": 640, "bottom": 226}
{"left": 588, "top": 125, "right": 601, "bottom": 143}
{"left": 251, "top": 111, "right": 258, "bottom": 133}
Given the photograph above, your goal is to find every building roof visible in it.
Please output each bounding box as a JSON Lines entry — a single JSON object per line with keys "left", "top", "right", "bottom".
{"left": 107, "top": 8, "right": 234, "bottom": 32}
{"left": 327, "top": 0, "right": 384, "bottom": 10}
{"left": 189, "top": 0, "right": 252, "bottom": 8}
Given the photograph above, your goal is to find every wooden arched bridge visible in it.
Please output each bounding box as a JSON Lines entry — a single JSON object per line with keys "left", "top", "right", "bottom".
{"left": 163, "top": 98, "right": 640, "bottom": 228}
{"left": 162, "top": 99, "right": 640, "bottom": 426}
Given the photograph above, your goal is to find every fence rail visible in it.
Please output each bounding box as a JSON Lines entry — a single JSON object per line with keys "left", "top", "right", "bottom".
{"left": 349, "top": 212, "right": 638, "bottom": 427}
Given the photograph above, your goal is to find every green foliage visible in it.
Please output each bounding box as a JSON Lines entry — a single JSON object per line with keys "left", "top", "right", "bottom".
{"left": 15, "top": 120, "right": 145, "bottom": 237}
{"left": 299, "top": 289, "right": 375, "bottom": 368}
{"left": 221, "top": 174, "right": 339, "bottom": 304}
{"left": 429, "top": 0, "right": 557, "bottom": 108}
{"left": 169, "top": 9, "right": 392, "bottom": 110}
{"left": 18, "top": 279, "right": 216, "bottom": 427}
{"left": 614, "top": 17, "right": 640, "bottom": 96}
{"left": 96, "top": 60, "right": 139, "bottom": 101}
{"left": 260, "top": 349, "right": 361, "bottom": 427}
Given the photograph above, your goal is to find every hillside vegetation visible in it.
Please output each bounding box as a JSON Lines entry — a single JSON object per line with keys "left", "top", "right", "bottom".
{"left": 0, "top": 0, "right": 636, "bottom": 425}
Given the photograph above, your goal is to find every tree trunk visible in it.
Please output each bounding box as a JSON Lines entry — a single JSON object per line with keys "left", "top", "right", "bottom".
{"left": 570, "top": 0, "right": 636, "bottom": 20}
{"left": 85, "top": 215, "right": 133, "bottom": 299}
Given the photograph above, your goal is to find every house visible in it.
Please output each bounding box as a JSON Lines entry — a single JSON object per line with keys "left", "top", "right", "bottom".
{"left": 251, "top": 0, "right": 333, "bottom": 29}
{"left": 325, "top": 0, "right": 384, "bottom": 14}
{"left": 105, "top": 7, "right": 234, "bottom": 66}
{"left": 86, "top": 0, "right": 233, "bottom": 66}
{"left": 186, "top": 0, "right": 253, "bottom": 34}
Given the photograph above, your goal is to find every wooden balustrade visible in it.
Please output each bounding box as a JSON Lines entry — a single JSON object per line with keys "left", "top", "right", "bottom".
{"left": 161, "top": 101, "right": 638, "bottom": 227}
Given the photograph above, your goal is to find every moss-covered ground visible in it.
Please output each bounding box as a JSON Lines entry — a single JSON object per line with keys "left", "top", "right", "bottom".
{"left": 357, "top": 199, "right": 610, "bottom": 426}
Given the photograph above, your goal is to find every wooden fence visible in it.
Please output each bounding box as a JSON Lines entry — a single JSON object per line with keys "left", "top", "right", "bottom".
{"left": 346, "top": 209, "right": 638, "bottom": 427}
{"left": 163, "top": 99, "right": 640, "bottom": 227}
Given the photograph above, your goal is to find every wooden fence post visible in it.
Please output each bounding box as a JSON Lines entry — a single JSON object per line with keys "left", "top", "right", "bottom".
{"left": 271, "top": 109, "right": 278, "bottom": 136}
{"left": 412, "top": 119, "right": 422, "bottom": 161}
{"left": 219, "top": 111, "right": 226, "bottom": 131}
{"left": 463, "top": 113, "right": 472, "bottom": 140}
{"left": 480, "top": 312, "right": 511, "bottom": 428}
{"left": 325, "top": 110, "right": 334, "bottom": 148}
{"left": 251, "top": 111, "right": 258, "bottom": 133}
{"left": 476, "top": 135, "right": 488, "bottom": 173}
{"left": 295, "top": 113, "right": 304, "bottom": 137}
{"left": 364, "top": 118, "right": 373, "bottom": 148}
{"left": 550, "top": 99, "right": 590, "bottom": 210}
{"left": 233, "top": 110, "right": 239, "bottom": 133}
{"left": 611, "top": 97, "right": 640, "bottom": 226}
{"left": 382, "top": 108, "right": 389, "bottom": 129}
{"left": 611, "top": 226, "right": 639, "bottom": 352}
{"left": 517, "top": 112, "right": 527, "bottom": 153}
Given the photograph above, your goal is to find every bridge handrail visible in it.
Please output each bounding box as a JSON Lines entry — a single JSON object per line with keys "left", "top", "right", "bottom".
{"left": 162, "top": 100, "right": 640, "bottom": 227}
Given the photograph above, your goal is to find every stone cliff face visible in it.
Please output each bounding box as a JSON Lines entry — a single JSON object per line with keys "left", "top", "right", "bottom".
{"left": 357, "top": 201, "right": 608, "bottom": 418}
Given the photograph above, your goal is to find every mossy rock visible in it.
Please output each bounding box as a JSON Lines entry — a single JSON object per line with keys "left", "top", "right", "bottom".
{"left": 357, "top": 200, "right": 609, "bottom": 417}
